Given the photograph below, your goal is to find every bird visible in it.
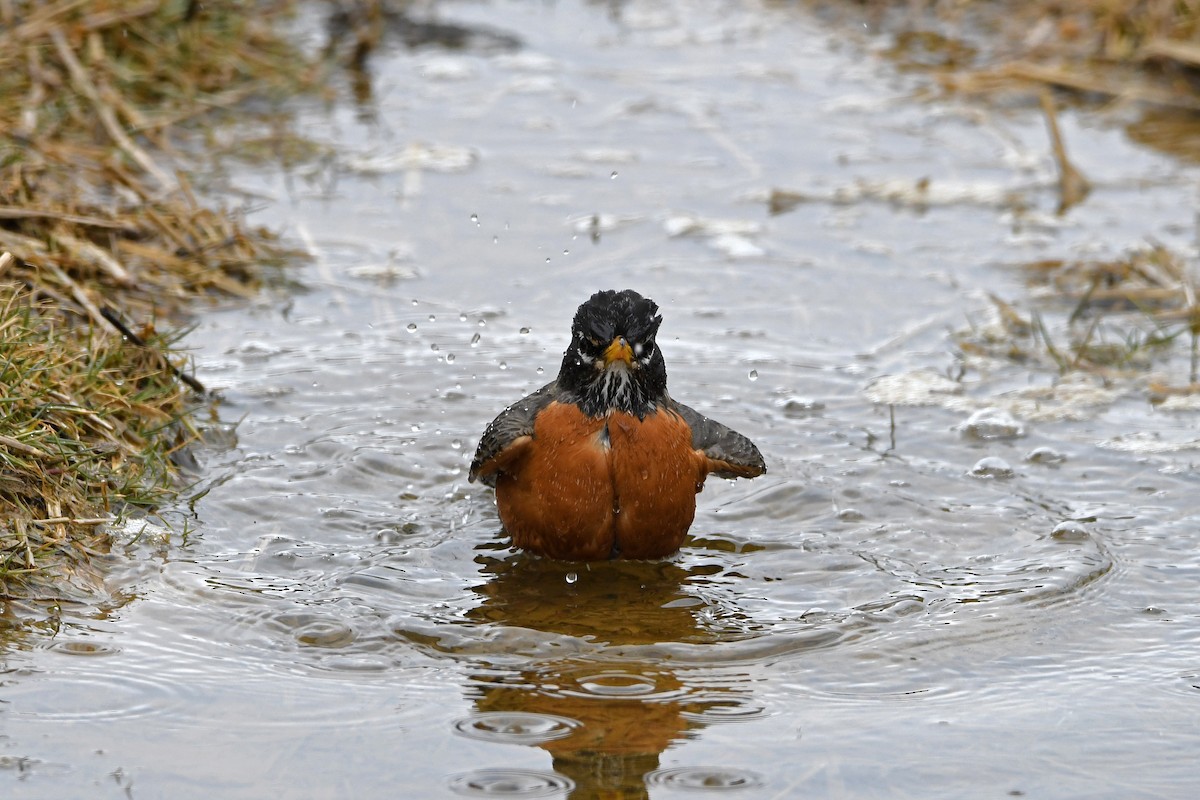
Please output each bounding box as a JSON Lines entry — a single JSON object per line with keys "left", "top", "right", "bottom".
{"left": 468, "top": 289, "right": 766, "bottom": 561}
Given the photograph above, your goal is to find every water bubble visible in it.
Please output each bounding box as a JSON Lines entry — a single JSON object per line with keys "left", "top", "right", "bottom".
{"left": 562, "top": 249, "right": 569, "bottom": 255}
{"left": 498, "top": 361, "right": 508, "bottom": 370}
{"left": 520, "top": 326, "right": 530, "bottom": 335}
{"left": 294, "top": 620, "right": 355, "bottom": 648}
{"left": 459, "top": 313, "right": 468, "bottom": 322}
{"left": 572, "top": 671, "right": 658, "bottom": 697}
{"left": 644, "top": 767, "right": 764, "bottom": 791}
{"left": 535, "top": 366, "right": 544, "bottom": 375}
{"left": 968, "top": 456, "right": 1015, "bottom": 479}
{"left": 428, "top": 314, "right": 437, "bottom": 322}
{"left": 960, "top": 407, "right": 1025, "bottom": 440}
{"left": 447, "top": 769, "right": 574, "bottom": 797}
{"left": 411, "top": 299, "right": 419, "bottom": 306}
{"left": 478, "top": 319, "right": 487, "bottom": 327}
{"left": 452, "top": 712, "right": 581, "bottom": 744}
{"left": 406, "top": 323, "right": 418, "bottom": 333}
{"left": 780, "top": 397, "right": 824, "bottom": 418}
{"left": 544, "top": 257, "right": 551, "bottom": 263}
{"left": 411, "top": 424, "right": 421, "bottom": 432}
{"left": 48, "top": 640, "right": 120, "bottom": 657}
{"left": 492, "top": 235, "right": 499, "bottom": 244}
{"left": 470, "top": 332, "right": 481, "bottom": 347}
{"left": 1051, "top": 520, "right": 1090, "bottom": 541}
{"left": 1026, "top": 446, "right": 1067, "bottom": 465}
{"left": 565, "top": 572, "right": 578, "bottom": 584}
{"left": 748, "top": 369, "right": 758, "bottom": 381}
{"left": 470, "top": 213, "right": 479, "bottom": 226}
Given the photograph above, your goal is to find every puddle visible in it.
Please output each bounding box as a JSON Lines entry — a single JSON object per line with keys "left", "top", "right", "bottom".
{"left": 3, "top": 0, "right": 1200, "bottom": 798}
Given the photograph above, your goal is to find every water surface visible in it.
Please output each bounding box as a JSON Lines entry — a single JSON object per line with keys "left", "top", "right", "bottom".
{"left": 3, "top": 1, "right": 1200, "bottom": 798}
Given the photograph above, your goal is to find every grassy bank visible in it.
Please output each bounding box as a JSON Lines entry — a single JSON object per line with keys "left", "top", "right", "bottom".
{"left": 0, "top": 0, "right": 322, "bottom": 598}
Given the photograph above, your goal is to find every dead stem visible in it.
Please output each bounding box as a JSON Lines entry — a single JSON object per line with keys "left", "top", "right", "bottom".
{"left": 1039, "top": 90, "right": 1092, "bottom": 214}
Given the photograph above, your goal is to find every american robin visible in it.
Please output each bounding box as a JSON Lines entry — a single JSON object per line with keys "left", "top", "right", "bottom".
{"left": 469, "top": 289, "right": 766, "bottom": 560}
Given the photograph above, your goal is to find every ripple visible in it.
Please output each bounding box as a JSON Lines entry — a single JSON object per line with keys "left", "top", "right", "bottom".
{"left": 644, "top": 766, "right": 764, "bottom": 791}
{"left": 447, "top": 768, "right": 574, "bottom": 797}
{"left": 45, "top": 640, "right": 121, "bottom": 657}
{"left": 453, "top": 712, "right": 581, "bottom": 744}
{"left": 680, "top": 698, "right": 772, "bottom": 725}
{"left": 572, "top": 671, "right": 660, "bottom": 698}
{"left": 8, "top": 670, "right": 185, "bottom": 722}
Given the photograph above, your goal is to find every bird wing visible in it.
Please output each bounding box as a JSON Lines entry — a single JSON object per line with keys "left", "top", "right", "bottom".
{"left": 469, "top": 381, "right": 559, "bottom": 487}
{"left": 669, "top": 400, "right": 766, "bottom": 479}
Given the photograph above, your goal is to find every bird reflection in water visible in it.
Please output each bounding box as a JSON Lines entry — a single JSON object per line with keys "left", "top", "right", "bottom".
{"left": 459, "top": 551, "right": 757, "bottom": 799}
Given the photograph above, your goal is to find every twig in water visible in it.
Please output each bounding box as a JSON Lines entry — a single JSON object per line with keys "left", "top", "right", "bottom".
{"left": 1039, "top": 90, "right": 1091, "bottom": 214}
{"left": 99, "top": 306, "right": 207, "bottom": 395}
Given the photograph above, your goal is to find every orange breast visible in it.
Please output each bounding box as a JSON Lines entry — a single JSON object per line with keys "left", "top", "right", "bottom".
{"left": 494, "top": 402, "right": 705, "bottom": 560}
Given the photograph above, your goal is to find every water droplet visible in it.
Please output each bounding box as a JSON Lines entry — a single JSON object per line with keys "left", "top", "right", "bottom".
{"left": 562, "top": 249, "right": 569, "bottom": 255}
{"left": 492, "top": 235, "right": 499, "bottom": 244}
{"left": 459, "top": 313, "right": 468, "bottom": 322}
{"left": 451, "top": 439, "right": 463, "bottom": 450}
{"left": 610, "top": 171, "right": 618, "bottom": 179}
{"left": 470, "top": 332, "right": 481, "bottom": 347}
{"left": 431, "top": 343, "right": 440, "bottom": 351}
{"left": 478, "top": 319, "right": 487, "bottom": 327}
{"left": 411, "top": 424, "right": 421, "bottom": 432}
{"left": 406, "top": 323, "right": 417, "bottom": 333}
{"left": 428, "top": 314, "right": 437, "bottom": 322}
{"left": 565, "top": 572, "right": 578, "bottom": 584}
{"left": 748, "top": 369, "right": 758, "bottom": 381}
{"left": 544, "top": 257, "right": 551, "bottom": 263}
{"left": 498, "top": 361, "right": 508, "bottom": 370}
{"left": 470, "top": 213, "right": 479, "bottom": 225}
{"left": 520, "top": 326, "right": 530, "bottom": 335}
{"left": 411, "top": 299, "right": 419, "bottom": 306}
{"left": 535, "top": 366, "right": 544, "bottom": 375}
{"left": 446, "top": 353, "right": 456, "bottom": 363}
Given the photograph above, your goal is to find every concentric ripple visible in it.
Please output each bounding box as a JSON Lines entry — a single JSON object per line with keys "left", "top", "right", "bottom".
{"left": 644, "top": 766, "right": 764, "bottom": 791}
{"left": 453, "top": 712, "right": 581, "bottom": 744}
{"left": 447, "top": 768, "right": 575, "bottom": 797}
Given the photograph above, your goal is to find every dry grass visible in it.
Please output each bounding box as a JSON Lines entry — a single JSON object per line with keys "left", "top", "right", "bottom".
{"left": 839, "top": 0, "right": 1200, "bottom": 108}
{"left": 0, "top": 0, "right": 330, "bottom": 598}
{"left": 0, "top": 0, "right": 320, "bottom": 319}
{"left": 956, "top": 245, "right": 1200, "bottom": 392}
{"left": 0, "top": 254, "right": 201, "bottom": 598}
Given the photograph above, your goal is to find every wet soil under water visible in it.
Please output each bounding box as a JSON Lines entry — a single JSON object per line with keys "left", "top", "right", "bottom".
{"left": 4, "top": 1, "right": 1200, "bottom": 798}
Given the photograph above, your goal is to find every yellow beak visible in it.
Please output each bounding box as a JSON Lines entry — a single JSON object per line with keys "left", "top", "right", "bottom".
{"left": 602, "top": 336, "right": 634, "bottom": 366}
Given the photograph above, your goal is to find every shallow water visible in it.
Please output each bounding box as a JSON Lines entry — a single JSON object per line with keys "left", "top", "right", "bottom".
{"left": 4, "top": 1, "right": 1200, "bottom": 798}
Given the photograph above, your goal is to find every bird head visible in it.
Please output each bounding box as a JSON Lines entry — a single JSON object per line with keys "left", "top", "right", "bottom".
{"left": 558, "top": 289, "right": 667, "bottom": 417}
